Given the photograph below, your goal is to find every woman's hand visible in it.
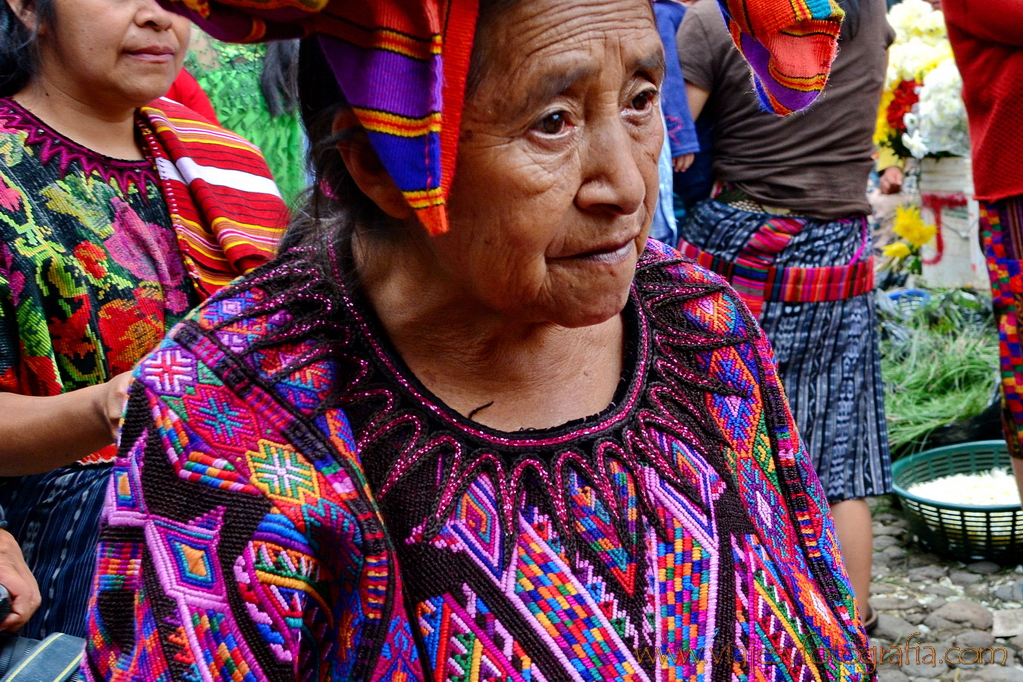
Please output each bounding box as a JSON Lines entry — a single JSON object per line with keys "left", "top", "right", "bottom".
{"left": 879, "top": 166, "right": 904, "bottom": 195}
{"left": 0, "top": 529, "right": 39, "bottom": 633}
{"left": 0, "top": 372, "right": 134, "bottom": 475}
{"left": 95, "top": 372, "right": 134, "bottom": 441}
{"left": 672, "top": 153, "right": 695, "bottom": 173}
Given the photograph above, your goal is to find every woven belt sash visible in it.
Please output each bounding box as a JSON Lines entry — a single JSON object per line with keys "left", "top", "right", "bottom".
{"left": 677, "top": 239, "right": 875, "bottom": 319}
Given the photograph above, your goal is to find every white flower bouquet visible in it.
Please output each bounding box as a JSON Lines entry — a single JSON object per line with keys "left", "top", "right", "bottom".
{"left": 875, "top": 0, "right": 969, "bottom": 160}
{"left": 903, "top": 57, "right": 971, "bottom": 159}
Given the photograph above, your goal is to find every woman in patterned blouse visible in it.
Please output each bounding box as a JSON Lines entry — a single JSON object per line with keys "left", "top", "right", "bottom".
{"left": 84, "top": 0, "right": 876, "bottom": 680}
{"left": 0, "top": 0, "right": 287, "bottom": 638}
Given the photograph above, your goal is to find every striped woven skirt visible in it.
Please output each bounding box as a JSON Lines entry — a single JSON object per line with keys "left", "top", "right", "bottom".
{"left": 980, "top": 195, "right": 1023, "bottom": 459}
{"left": 0, "top": 466, "right": 111, "bottom": 638}
{"left": 679, "top": 198, "right": 893, "bottom": 502}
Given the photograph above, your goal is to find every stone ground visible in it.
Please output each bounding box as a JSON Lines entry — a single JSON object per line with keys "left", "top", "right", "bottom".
{"left": 866, "top": 496, "right": 1023, "bottom": 681}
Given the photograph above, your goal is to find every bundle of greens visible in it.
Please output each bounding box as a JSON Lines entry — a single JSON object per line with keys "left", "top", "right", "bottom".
{"left": 879, "top": 288, "right": 999, "bottom": 456}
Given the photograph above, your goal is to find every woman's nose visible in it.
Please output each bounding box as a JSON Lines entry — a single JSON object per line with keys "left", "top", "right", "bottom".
{"left": 575, "top": 116, "right": 651, "bottom": 217}
{"left": 136, "top": 0, "right": 176, "bottom": 30}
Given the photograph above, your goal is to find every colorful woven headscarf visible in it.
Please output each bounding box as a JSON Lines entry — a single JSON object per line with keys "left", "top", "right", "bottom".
{"left": 716, "top": 0, "right": 846, "bottom": 114}
{"left": 159, "top": 0, "right": 843, "bottom": 234}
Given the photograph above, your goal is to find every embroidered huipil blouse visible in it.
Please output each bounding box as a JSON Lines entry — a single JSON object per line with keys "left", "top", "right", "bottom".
{"left": 0, "top": 98, "right": 197, "bottom": 464}
{"left": 85, "top": 242, "right": 871, "bottom": 682}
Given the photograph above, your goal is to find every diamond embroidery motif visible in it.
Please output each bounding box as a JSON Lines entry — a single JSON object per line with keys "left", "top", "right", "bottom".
{"left": 196, "top": 395, "right": 246, "bottom": 440}
{"left": 148, "top": 507, "right": 227, "bottom": 600}
{"left": 247, "top": 439, "right": 320, "bottom": 504}
{"left": 170, "top": 538, "right": 214, "bottom": 588}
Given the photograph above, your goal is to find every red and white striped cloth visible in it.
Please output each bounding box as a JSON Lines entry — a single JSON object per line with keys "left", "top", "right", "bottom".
{"left": 140, "top": 98, "right": 290, "bottom": 299}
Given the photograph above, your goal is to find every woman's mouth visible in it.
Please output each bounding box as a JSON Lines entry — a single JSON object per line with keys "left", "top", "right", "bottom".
{"left": 574, "top": 240, "right": 635, "bottom": 264}
{"left": 126, "top": 47, "right": 176, "bottom": 63}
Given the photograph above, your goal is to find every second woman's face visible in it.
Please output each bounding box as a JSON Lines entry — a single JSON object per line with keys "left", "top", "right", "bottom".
{"left": 37, "top": 0, "right": 189, "bottom": 111}
{"left": 436, "top": 0, "right": 664, "bottom": 329}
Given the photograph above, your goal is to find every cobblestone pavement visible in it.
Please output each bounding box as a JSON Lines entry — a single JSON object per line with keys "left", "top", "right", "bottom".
{"left": 866, "top": 497, "right": 1023, "bottom": 682}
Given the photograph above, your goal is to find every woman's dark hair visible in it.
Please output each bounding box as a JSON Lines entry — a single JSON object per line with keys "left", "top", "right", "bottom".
{"left": 281, "top": 37, "right": 395, "bottom": 271}
{"left": 260, "top": 40, "right": 301, "bottom": 118}
{"left": 283, "top": 0, "right": 524, "bottom": 274}
{"left": 0, "top": 0, "right": 54, "bottom": 98}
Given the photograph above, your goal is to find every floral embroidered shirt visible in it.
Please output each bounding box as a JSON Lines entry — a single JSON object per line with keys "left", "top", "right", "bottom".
{"left": 0, "top": 97, "right": 198, "bottom": 464}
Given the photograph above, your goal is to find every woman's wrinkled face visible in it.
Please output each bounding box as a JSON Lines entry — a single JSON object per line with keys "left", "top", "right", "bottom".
{"left": 436, "top": 0, "right": 664, "bottom": 328}
{"left": 36, "top": 0, "right": 189, "bottom": 109}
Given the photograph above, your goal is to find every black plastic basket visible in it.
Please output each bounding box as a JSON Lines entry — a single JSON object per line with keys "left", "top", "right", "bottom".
{"left": 891, "top": 440, "right": 1023, "bottom": 562}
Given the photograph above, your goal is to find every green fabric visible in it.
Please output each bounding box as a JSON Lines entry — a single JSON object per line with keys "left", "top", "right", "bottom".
{"left": 185, "top": 35, "right": 307, "bottom": 208}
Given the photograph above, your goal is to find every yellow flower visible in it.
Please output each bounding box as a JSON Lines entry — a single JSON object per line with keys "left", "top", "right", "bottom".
{"left": 874, "top": 87, "right": 895, "bottom": 147}
{"left": 893, "top": 205, "right": 937, "bottom": 248}
{"left": 883, "top": 241, "right": 912, "bottom": 259}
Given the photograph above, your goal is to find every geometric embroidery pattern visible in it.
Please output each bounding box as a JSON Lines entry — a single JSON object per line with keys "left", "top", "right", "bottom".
{"left": 148, "top": 508, "right": 227, "bottom": 601}
{"left": 980, "top": 198, "right": 1023, "bottom": 456}
{"left": 85, "top": 242, "right": 872, "bottom": 682}
{"left": 141, "top": 348, "right": 197, "bottom": 397}
{"left": 246, "top": 440, "right": 320, "bottom": 505}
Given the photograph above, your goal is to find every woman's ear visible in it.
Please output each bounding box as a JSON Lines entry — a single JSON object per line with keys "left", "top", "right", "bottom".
{"left": 333, "top": 110, "right": 414, "bottom": 221}
{"left": 6, "top": 0, "right": 42, "bottom": 34}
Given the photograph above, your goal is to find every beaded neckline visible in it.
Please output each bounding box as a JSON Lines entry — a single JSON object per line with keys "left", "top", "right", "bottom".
{"left": 340, "top": 279, "right": 649, "bottom": 448}
{"left": 0, "top": 97, "right": 157, "bottom": 194}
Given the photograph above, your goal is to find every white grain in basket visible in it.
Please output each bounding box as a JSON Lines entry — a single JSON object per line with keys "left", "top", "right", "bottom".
{"left": 907, "top": 467, "right": 1020, "bottom": 506}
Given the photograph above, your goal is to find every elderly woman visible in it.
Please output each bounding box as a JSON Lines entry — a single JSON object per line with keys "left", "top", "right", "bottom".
{"left": 0, "top": 0, "right": 288, "bottom": 637}
{"left": 85, "top": 0, "right": 872, "bottom": 680}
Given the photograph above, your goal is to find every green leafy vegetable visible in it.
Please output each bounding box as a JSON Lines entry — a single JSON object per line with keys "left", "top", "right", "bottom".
{"left": 880, "top": 288, "right": 999, "bottom": 456}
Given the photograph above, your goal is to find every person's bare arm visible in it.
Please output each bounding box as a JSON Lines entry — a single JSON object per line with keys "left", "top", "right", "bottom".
{"left": 0, "top": 529, "right": 39, "bottom": 632}
{"left": 0, "top": 372, "right": 132, "bottom": 476}
{"left": 685, "top": 82, "right": 710, "bottom": 122}
{"left": 672, "top": 82, "right": 706, "bottom": 173}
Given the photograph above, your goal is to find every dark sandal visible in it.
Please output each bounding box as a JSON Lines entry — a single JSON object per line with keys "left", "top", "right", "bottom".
{"left": 863, "top": 606, "right": 878, "bottom": 635}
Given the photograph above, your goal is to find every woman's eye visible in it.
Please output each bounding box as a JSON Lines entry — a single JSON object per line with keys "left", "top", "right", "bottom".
{"left": 631, "top": 90, "right": 656, "bottom": 111}
{"left": 534, "top": 112, "right": 567, "bottom": 136}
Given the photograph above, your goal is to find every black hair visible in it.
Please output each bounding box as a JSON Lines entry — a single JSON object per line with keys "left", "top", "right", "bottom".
{"left": 0, "top": 0, "right": 54, "bottom": 98}
{"left": 465, "top": 0, "right": 525, "bottom": 99}
{"left": 279, "top": 38, "right": 394, "bottom": 273}
{"left": 260, "top": 39, "right": 301, "bottom": 118}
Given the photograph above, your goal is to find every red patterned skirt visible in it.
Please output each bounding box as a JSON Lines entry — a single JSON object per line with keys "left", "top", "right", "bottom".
{"left": 980, "top": 195, "right": 1023, "bottom": 458}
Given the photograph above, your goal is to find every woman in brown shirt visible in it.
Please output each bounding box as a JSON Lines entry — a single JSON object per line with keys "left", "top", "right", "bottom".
{"left": 676, "top": 0, "right": 895, "bottom": 631}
